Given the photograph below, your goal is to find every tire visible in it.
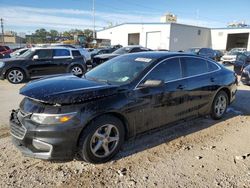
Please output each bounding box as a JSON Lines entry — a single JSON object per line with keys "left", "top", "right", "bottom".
{"left": 78, "top": 115, "right": 125, "bottom": 164}
{"left": 6, "top": 68, "right": 25, "bottom": 84}
{"left": 70, "top": 65, "right": 85, "bottom": 75}
{"left": 210, "top": 91, "right": 228, "bottom": 120}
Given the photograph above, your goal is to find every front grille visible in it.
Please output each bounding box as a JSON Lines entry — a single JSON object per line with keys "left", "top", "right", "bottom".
{"left": 10, "top": 122, "right": 26, "bottom": 140}
{"left": 10, "top": 110, "right": 27, "bottom": 140}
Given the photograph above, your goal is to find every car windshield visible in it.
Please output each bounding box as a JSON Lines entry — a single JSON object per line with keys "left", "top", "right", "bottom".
{"left": 18, "top": 49, "right": 33, "bottom": 58}
{"left": 85, "top": 55, "right": 155, "bottom": 85}
{"left": 112, "top": 47, "right": 131, "bottom": 55}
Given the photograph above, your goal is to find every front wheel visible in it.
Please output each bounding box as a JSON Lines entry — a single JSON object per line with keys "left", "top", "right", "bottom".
{"left": 210, "top": 91, "right": 228, "bottom": 120}
{"left": 78, "top": 115, "right": 125, "bottom": 164}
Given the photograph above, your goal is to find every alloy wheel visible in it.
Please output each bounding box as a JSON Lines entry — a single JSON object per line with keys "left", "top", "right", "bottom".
{"left": 214, "top": 94, "right": 227, "bottom": 117}
{"left": 7, "top": 70, "right": 24, "bottom": 83}
{"left": 71, "top": 66, "right": 83, "bottom": 75}
{"left": 90, "top": 124, "right": 120, "bottom": 158}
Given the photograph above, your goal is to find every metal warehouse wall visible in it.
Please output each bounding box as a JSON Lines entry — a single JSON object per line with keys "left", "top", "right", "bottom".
{"left": 211, "top": 28, "right": 250, "bottom": 51}
{"left": 97, "top": 23, "right": 171, "bottom": 50}
{"left": 169, "top": 23, "right": 211, "bottom": 51}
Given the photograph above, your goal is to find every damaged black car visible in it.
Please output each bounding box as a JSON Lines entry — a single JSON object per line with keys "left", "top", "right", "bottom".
{"left": 10, "top": 52, "right": 237, "bottom": 163}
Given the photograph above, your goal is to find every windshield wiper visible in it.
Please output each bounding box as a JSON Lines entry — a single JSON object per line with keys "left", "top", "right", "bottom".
{"left": 86, "top": 76, "right": 112, "bottom": 85}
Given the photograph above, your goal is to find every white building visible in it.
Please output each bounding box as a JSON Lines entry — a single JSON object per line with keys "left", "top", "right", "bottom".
{"left": 97, "top": 22, "right": 250, "bottom": 52}
{"left": 211, "top": 27, "right": 250, "bottom": 51}
{"left": 97, "top": 23, "right": 211, "bottom": 51}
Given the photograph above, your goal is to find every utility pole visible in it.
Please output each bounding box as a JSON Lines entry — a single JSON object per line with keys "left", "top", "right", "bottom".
{"left": 0, "top": 18, "right": 4, "bottom": 44}
{"left": 92, "top": 0, "right": 96, "bottom": 39}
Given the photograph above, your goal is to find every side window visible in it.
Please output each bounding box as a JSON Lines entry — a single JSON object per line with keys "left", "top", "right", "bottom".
{"left": 181, "top": 57, "right": 208, "bottom": 77}
{"left": 53, "top": 49, "right": 70, "bottom": 57}
{"left": 144, "top": 58, "right": 181, "bottom": 82}
{"left": 207, "top": 61, "right": 219, "bottom": 71}
{"left": 72, "top": 50, "right": 81, "bottom": 57}
{"left": 34, "top": 50, "right": 52, "bottom": 59}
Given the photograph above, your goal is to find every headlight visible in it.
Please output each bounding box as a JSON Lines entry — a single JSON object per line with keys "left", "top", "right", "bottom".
{"left": 31, "top": 112, "right": 77, "bottom": 125}
{"left": 0, "top": 62, "right": 5, "bottom": 68}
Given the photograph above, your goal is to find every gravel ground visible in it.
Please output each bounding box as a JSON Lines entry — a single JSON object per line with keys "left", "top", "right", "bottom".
{"left": 0, "top": 68, "right": 250, "bottom": 187}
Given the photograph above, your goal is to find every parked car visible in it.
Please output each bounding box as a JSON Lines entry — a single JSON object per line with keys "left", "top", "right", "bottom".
{"left": 90, "top": 48, "right": 117, "bottom": 59}
{"left": 221, "top": 48, "right": 246, "bottom": 64}
{"left": 0, "top": 47, "right": 87, "bottom": 84}
{"left": 92, "top": 45, "right": 151, "bottom": 66}
{"left": 233, "top": 52, "right": 250, "bottom": 75}
{"left": 198, "top": 48, "right": 218, "bottom": 60}
{"left": 240, "top": 65, "right": 250, "bottom": 85}
{"left": 10, "top": 52, "right": 237, "bottom": 163}
{"left": 0, "top": 45, "right": 12, "bottom": 59}
{"left": 10, "top": 48, "right": 29, "bottom": 58}
{"left": 187, "top": 48, "right": 219, "bottom": 61}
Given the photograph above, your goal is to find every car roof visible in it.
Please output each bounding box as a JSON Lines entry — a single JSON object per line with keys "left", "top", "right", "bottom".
{"left": 121, "top": 51, "right": 199, "bottom": 60}
{"left": 30, "top": 46, "right": 76, "bottom": 51}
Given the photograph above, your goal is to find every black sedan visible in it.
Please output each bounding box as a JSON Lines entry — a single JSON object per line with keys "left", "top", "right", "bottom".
{"left": 92, "top": 45, "right": 151, "bottom": 66}
{"left": 10, "top": 52, "right": 237, "bottom": 163}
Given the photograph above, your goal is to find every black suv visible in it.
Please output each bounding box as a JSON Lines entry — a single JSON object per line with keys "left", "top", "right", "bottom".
{"left": 0, "top": 47, "right": 87, "bottom": 84}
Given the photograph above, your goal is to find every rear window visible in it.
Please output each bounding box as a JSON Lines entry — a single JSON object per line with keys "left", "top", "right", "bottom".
{"left": 144, "top": 58, "right": 181, "bottom": 82}
{"left": 207, "top": 61, "right": 219, "bottom": 71}
{"left": 72, "top": 50, "right": 81, "bottom": 57}
{"left": 53, "top": 49, "right": 70, "bottom": 57}
{"left": 181, "top": 57, "right": 208, "bottom": 77}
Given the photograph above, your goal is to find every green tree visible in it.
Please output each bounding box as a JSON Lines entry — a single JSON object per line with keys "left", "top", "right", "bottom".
{"left": 33, "top": 28, "right": 49, "bottom": 43}
{"left": 83, "top": 29, "right": 93, "bottom": 43}
{"left": 49, "top": 30, "right": 59, "bottom": 42}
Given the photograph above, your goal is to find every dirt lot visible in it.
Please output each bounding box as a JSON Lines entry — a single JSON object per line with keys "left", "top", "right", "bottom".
{"left": 0, "top": 69, "right": 250, "bottom": 188}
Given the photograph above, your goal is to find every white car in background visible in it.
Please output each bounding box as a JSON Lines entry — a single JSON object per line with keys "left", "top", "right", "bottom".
{"left": 221, "top": 48, "right": 246, "bottom": 64}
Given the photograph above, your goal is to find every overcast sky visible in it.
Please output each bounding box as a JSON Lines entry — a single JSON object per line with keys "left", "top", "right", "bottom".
{"left": 1, "top": 0, "right": 250, "bottom": 33}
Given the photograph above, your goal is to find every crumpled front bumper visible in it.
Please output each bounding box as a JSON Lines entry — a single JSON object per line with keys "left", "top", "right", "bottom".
{"left": 10, "top": 110, "right": 83, "bottom": 160}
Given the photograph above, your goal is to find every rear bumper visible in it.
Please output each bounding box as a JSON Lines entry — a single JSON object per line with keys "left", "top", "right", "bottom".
{"left": 221, "top": 59, "right": 235, "bottom": 64}
{"left": 10, "top": 110, "right": 83, "bottom": 160}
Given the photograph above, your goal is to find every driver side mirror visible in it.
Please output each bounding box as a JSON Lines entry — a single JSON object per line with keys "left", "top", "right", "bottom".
{"left": 32, "top": 55, "right": 39, "bottom": 60}
{"left": 139, "top": 79, "right": 164, "bottom": 88}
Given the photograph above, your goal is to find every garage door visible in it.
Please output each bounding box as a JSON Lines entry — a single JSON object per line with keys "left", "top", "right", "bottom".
{"left": 146, "top": 32, "right": 161, "bottom": 50}
{"left": 226, "top": 33, "right": 249, "bottom": 51}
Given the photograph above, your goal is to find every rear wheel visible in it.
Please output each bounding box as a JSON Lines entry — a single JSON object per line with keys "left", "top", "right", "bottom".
{"left": 210, "top": 91, "right": 228, "bottom": 120}
{"left": 70, "top": 65, "right": 85, "bottom": 75}
{"left": 6, "top": 68, "right": 25, "bottom": 84}
{"left": 78, "top": 115, "right": 125, "bottom": 164}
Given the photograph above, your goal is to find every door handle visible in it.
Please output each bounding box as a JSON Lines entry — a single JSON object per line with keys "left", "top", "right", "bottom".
{"left": 177, "top": 85, "right": 185, "bottom": 90}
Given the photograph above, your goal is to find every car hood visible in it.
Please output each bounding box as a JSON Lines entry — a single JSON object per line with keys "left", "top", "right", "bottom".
{"left": 1, "top": 57, "right": 26, "bottom": 62}
{"left": 94, "top": 53, "right": 119, "bottom": 59}
{"left": 20, "top": 75, "right": 119, "bottom": 105}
